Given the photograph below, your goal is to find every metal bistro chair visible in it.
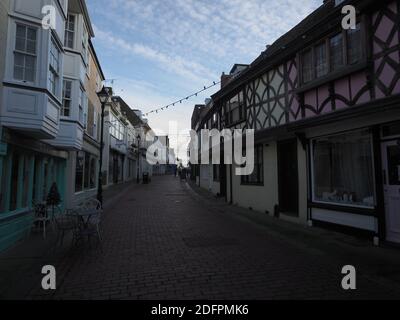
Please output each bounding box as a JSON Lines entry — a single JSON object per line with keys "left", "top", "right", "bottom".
{"left": 53, "top": 207, "right": 79, "bottom": 248}
{"left": 32, "top": 201, "right": 51, "bottom": 239}
{"left": 75, "top": 198, "right": 103, "bottom": 245}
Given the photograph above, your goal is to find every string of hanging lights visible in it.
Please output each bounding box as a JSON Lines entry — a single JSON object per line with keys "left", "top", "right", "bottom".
{"left": 143, "top": 80, "right": 221, "bottom": 117}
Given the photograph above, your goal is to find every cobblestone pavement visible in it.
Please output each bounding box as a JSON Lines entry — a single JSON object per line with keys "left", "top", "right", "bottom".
{"left": 3, "top": 176, "right": 400, "bottom": 300}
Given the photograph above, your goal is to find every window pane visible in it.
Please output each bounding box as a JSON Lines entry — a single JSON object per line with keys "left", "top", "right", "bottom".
{"left": 313, "top": 130, "right": 375, "bottom": 207}
{"left": 75, "top": 152, "right": 84, "bottom": 192}
{"left": 22, "top": 156, "right": 30, "bottom": 208}
{"left": 16, "top": 25, "right": 25, "bottom": 38}
{"left": 84, "top": 152, "right": 90, "bottom": 189}
{"left": 302, "top": 50, "right": 313, "bottom": 83}
{"left": 14, "top": 66, "right": 24, "bottom": 80}
{"left": 347, "top": 24, "right": 362, "bottom": 64}
{"left": 330, "top": 33, "right": 344, "bottom": 71}
{"left": 315, "top": 43, "right": 328, "bottom": 78}
{"left": 387, "top": 146, "right": 400, "bottom": 186}
{"left": 26, "top": 40, "right": 36, "bottom": 54}
{"left": 90, "top": 157, "right": 96, "bottom": 189}
{"left": 9, "top": 152, "right": 20, "bottom": 212}
{"left": 15, "top": 37, "right": 25, "bottom": 51}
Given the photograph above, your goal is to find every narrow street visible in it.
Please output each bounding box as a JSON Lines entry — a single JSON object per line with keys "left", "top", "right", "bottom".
{"left": 1, "top": 176, "right": 398, "bottom": 300}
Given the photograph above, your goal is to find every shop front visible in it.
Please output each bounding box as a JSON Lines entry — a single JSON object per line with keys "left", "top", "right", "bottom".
{"left": 108, "top": 149, "right": 125, "bottom": 185}
{"left": 0, "top": 129, "right": 67, "bottom": 252}
{"left": 309, "top": 129, "right": 378, "bottom": 234}
{"left": 306, "top": 120, "right": 400, "bottom": 245}
{"left": 380, "top": 122, "right": 400, "bottom": 244}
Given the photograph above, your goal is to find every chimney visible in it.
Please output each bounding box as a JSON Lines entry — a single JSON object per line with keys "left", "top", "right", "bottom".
{"left": 221, "top": 72, "right": 233, "bottom": 89}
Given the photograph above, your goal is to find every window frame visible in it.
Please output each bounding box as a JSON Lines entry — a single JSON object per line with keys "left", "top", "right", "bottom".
{"left": 241, "top": 144, "right": 264, "bottom": 186}
{"left": 13, "top": 23, "right": 38, "bottom": 83}
{"left": 48, "top": 36, "right": 61, "bottom": 97}
{"left": 225, "top": 89, "right": 246, "bottom": 127}
{"left": 61, "top": 79, "right": 72, "bottom": 117}
{"left": 64, "top": 14, "right": 76, "bottom": 49}
{"left": 299, "top": 21, "right": 365, "bottom": 87}
{"left": 310, "top": 129, "right": 376, "bottom": 210}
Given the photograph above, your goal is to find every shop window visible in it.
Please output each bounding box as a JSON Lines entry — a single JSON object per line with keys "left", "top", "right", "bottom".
{"left": 76, "top": 151, "right": 97, "bottom": 192}
{"left": 21, "top": 156, "right": 30, "bottom": 208}
{"left": 0, "top": 156, "right": 9, "bottom": 212}
{"left": 312, "top": 130, "right": 375, "bottom": 208}
{"left": 9, "top": 153, "right": 20, "bottom": 211}
{"left": 90, "top": 157, "right": 96, "bottom": 189}
{"left": 213, "top": 165, "right": 220, "bottom": 182}
{"left": 75, "top": 151, "right": 84, "bottom": 192}
{"left": 241, "top": 145, "right": 264, "bottom": 185}
{"left": 84, "top": 152, "right": 90, "bottom": 190}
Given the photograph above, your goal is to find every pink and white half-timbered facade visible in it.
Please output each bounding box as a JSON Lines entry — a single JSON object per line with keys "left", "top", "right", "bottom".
{"left": 206, "top": 0, "right": 400, "bottom": 244}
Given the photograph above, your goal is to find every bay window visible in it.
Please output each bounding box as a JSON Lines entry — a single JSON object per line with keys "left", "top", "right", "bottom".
{"left": 14, "top": 24, "right": 37, "bottom": 82}
{"left": 312, "top": 130, "right": 375, "bottom": 208}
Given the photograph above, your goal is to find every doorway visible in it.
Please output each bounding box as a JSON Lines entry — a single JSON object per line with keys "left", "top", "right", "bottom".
{"left": 277, "top": 139, "right": 299, "bottom": 216}
{"left": 382, "top": 140, "right": 400, "bottom": 243}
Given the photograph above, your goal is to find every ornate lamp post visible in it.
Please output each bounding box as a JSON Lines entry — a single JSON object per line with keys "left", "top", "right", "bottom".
{"left": 96, "top": 86, "right": 112, "bottom": 206}
{"left": 136, "top": 134, "right": 141, "bottom": 183}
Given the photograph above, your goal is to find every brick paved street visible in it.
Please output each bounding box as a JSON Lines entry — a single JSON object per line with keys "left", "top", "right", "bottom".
{"left": 2, "top": 176, "right": 400, "bottom": 300}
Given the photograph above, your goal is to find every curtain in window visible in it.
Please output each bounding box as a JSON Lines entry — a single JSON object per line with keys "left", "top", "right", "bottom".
{"left": 313, "top": 130, "right": 375, "bottom": 207}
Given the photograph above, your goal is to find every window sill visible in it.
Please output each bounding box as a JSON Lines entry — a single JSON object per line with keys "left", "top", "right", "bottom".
{"left": 240, "top": 182, "right": 264, "bottom": 187}
{"left": 296, "top": 61, "right": 368, "bottom": 94}
{"left": 0, "top": 208, "right": 32, "bottom": 224}
{"left": 309, "top": 201, "right": 376, "bottom": 216}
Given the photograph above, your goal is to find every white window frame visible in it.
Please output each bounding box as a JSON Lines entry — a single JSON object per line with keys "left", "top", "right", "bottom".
{"left": 64, "top": 14, "right": 75, "bottom": 49}
{"left": 13, "top": 23, "right": 37, "bottom": 83}
{"left": 61, "top": 79, "right": 72, "bottom": 117}
{"left": 48, "top": 36, "right": 61, "bottom": 97}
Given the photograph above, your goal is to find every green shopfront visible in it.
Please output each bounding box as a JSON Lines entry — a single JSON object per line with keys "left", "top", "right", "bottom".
{"left": 0, "top": 129, "right": 67, "bottom": 252}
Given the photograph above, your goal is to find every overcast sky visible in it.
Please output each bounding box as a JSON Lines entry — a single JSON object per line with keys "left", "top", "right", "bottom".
{"left": 87, "top": 0, "right": 321, "bottom": 162}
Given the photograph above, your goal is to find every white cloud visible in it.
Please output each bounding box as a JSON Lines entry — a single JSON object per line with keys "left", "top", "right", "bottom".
{"left": 88, "top": 0, "right": 322, "bottom": 163}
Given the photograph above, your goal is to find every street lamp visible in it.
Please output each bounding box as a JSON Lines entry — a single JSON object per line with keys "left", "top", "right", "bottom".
{"left": 136, "top": 134, "right": 141, "bottom": 183}
{"left": 96, "top": 86, "right": 112, "bottom": 207}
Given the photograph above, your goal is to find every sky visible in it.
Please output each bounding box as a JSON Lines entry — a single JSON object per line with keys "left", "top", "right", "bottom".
{"left": 86, "top": 0, "right": 321, "bottom": 163}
